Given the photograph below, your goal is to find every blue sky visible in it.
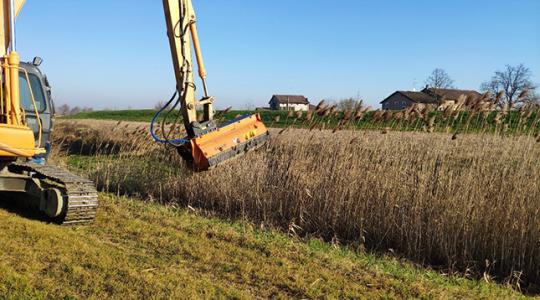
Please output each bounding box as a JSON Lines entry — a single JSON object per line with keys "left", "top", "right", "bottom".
{"left": 16, "top": 0, "right": 540, "bottom": 109}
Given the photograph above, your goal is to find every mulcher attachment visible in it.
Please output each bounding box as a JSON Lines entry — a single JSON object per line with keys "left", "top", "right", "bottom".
{"left": 178, "top": 113, "right": 269, "bottom": 171}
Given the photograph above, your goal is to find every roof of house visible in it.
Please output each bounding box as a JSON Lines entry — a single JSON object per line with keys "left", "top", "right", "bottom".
{"left": 270, "top": 95, "right": 309, "bottom": 105}
{"left": 423, "top": 88, "right": 482, "bottom": 100}
{"left": 380, "top": 91, "right": 438, "bottom": 104}
{"left": 381, "top": 88, "right": 483, "bottom": 104}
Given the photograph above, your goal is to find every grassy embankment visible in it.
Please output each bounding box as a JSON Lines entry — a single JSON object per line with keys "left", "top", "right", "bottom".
{"left": 0, "top": 194, "right": 529, "bottom": 299}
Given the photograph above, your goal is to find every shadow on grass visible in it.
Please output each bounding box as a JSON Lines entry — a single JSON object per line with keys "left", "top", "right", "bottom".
{"left": 0, "top": 192, "right": 51, "bottom": 223}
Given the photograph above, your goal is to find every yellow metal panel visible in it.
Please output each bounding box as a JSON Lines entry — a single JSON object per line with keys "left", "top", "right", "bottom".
{"left": 0, "top": 123, "right": 43, "bottom": 157}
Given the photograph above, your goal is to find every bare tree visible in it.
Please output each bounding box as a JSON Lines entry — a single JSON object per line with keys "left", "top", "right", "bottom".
{"left": 69, "top": 106, "right": 81, "bottom": 115}
{"left": 523, "top": 89, "right": 540, "bottom": 105}
{"left": 243, "top": 101, "right": 255, "bottom": 111}
{"left": 53, "top": 104, "right": 93, "bottom": 115}
{"left": 337, "top": 97, "right": 363, "bottom": 111}
{"left": 481, "top": 64, "right": 536, "bottom": 108}
{"left": 56, "top": 104, "right": 70, "bottom": 116}
{"left": 154, "top": 101, "right": 166, "bottom": 111}
{"left": 425, "top": 68, "right": 455, "bottom": 89}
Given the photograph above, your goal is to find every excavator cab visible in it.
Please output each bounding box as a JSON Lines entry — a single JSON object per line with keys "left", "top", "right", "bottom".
{"left": 0, "top": 59, "right": 52, "bottom": 159}
{"left": 18, "top": 59, "right": 54, "bottom": 159}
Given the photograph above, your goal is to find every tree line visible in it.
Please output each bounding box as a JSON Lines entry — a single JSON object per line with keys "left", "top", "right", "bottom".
{"left": 325, "top": 64, "right": 537, "bottom": 112}
{"left": 55, "top": 104, "right": 94, "bottom": 116}
{"left": 425, "top": 64, "right": 538, "bottom": 108}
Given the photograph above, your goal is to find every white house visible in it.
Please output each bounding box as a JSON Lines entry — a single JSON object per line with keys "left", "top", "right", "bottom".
{"left": 269, "top": 95, "right": 310, "bottom": 111}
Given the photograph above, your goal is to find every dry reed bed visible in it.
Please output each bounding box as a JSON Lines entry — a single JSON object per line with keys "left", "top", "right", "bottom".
{"left": 53, "top": 120, "right": 540, "bottom": 286}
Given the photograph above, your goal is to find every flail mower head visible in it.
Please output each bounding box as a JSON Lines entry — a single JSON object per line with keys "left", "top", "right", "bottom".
{"left": 177, "top": 113, "right": 269, "bottom": 171}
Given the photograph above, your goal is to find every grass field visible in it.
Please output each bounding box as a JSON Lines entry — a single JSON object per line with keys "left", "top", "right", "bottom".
{"left": 63, "top": 109, "right": 280, "bottom": 125}
{"left": 62, "top": 107, "right": 540, "bottom": 134}
{"left": 0, "top": 194, "right": 529, "bottom": 299}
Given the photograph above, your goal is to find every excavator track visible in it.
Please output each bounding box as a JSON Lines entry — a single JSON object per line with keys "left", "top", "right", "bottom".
{"left": 8, "top": 163, "right": 99, "bottom": 225}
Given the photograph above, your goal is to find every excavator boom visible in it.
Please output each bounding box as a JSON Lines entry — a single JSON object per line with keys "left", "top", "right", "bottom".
{"left": 160, "top": 0, "right": 269, "bottom": 170}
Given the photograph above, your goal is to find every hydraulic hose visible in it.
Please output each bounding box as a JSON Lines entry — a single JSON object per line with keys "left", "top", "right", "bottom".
{"left": 150, "top": 91, "right": 189, "bottom": 144}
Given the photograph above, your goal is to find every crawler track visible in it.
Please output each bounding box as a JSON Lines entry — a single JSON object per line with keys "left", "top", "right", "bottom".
{"left": 8, "top": 163, "right": 98, "bottom": 225}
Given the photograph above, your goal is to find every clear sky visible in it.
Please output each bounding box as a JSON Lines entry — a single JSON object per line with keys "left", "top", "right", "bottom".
{"left": 15, "top": 0, "right": 540, "bottom": 109}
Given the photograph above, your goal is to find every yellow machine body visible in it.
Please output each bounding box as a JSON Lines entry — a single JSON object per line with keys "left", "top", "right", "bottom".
{"left": 0, "top": 124, "right": 39, "bottom": 157}
{"left": 0, "top": 51, "right": 44, "bottom": 159}
{"left": 0, "top": 0, "right": 43, "bottom": 160}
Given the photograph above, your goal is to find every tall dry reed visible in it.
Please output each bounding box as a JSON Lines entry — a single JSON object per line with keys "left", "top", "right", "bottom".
{"left": 52, "top": 105, "right": 540, "bottom": 287}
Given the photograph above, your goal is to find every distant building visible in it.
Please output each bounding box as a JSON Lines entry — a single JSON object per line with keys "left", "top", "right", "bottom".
{"left": 381, "top": 87, "right": 482, "bottom": 110}
{"left": 380, "top": 91, "right": 437, "bottom": 110}
{"left": 269, "top": 95, "right": 310, "bottom": 111}
{"left": 423, "top": 88, "right": 482, "bottom": 104}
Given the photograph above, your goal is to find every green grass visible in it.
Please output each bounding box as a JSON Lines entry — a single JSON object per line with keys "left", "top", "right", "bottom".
{"left": 0, "top": 194, "right": 530, "bottom": 299}
{"left": 62, "top": 109, "right": 540, "bottom": 134}
{"left": 61, "top": 109, "right": 292, "bottom": 127}
{"left": 62, "top": 109, "right": 160, "bottom": 122}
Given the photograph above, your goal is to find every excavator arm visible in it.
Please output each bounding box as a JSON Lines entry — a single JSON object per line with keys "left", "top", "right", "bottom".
{"left": 163, "top": 0, "right": 199, "bottom": 134}
{"left": 159, "top": 0, "right": 269, "bottom": 170}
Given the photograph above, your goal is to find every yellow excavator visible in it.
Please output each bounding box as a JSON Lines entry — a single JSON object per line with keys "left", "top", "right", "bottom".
{"left": 0, "top": 0, "right": 269, "bottom": 224}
